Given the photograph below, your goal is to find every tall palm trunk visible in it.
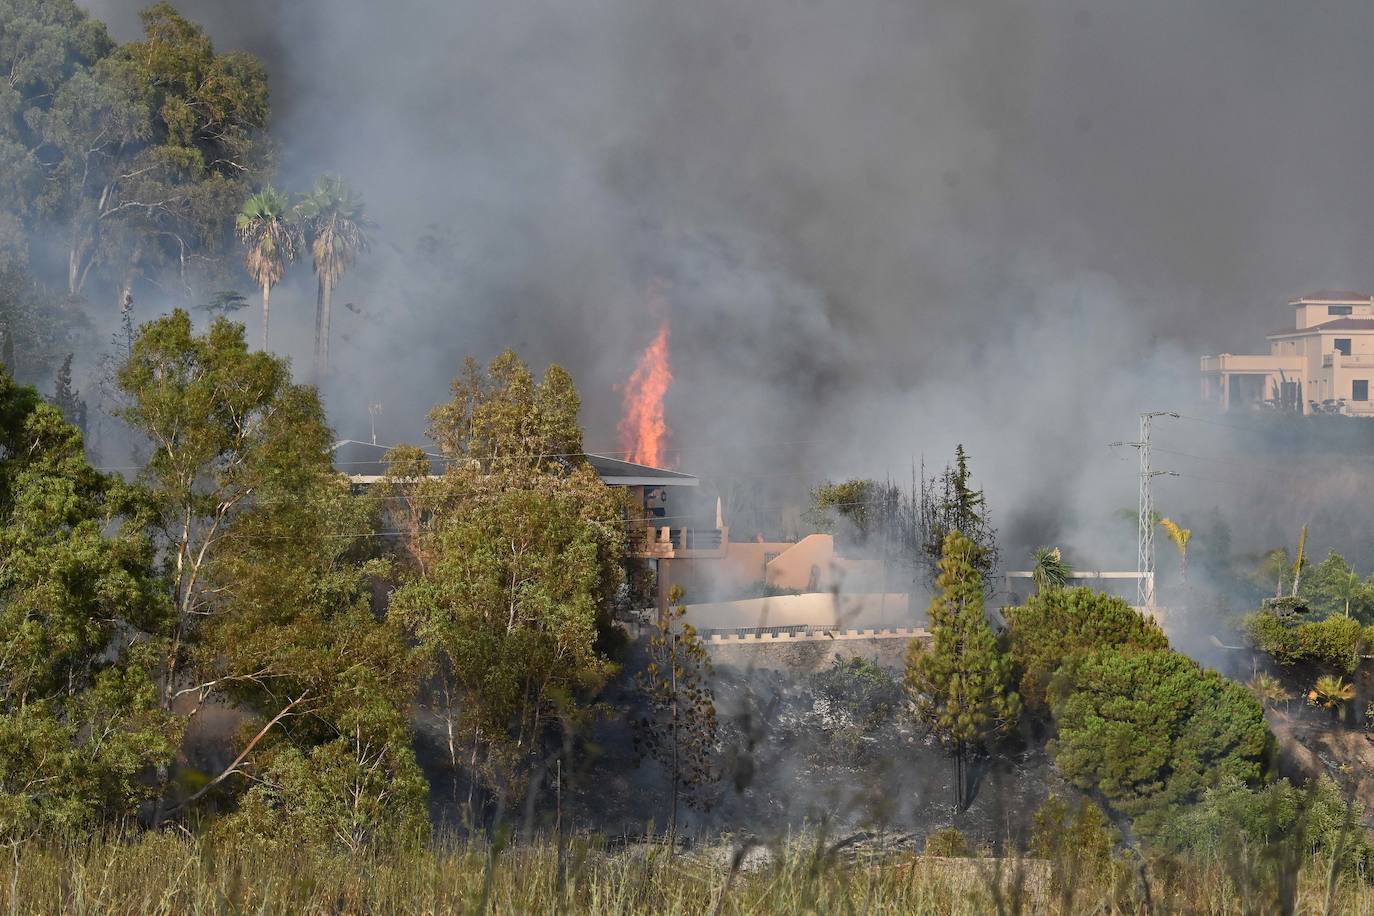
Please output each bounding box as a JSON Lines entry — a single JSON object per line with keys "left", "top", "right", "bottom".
{"left": 321, "top": 276, "right": 334, "bottom": 373}
{"left": 261, "top": 281, "right": 271, "bottom": 350}
{"left": 313, "top": 277, "right": 326, "bottom": 380}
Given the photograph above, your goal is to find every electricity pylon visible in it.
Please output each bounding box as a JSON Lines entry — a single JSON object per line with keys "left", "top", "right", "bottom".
{"left": 1110, "top": 411, "right": 1178, "bottom": 608}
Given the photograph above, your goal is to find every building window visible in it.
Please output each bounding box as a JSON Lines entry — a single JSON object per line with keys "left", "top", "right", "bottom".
{"left": 1354, "top": 380, "right": 1369, "bottom": 402}
{"left": 1336, "top": 338, "right": 1352, "bottom": 356}
{"left": 1330, "top": 305, "right": 1354, "bottom": 316}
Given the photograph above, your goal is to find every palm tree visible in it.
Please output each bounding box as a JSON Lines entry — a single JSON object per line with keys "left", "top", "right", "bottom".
{"left": 1334, "top": 569, "right": 1364, "bottom": 618}
{"left": 1247, "top": 671, "right": 1292, "bottom": 712}
{"left": 235, "top": 187, "right": 301, "bottom": 350}
{"left": 1159, "top": 518, "right": 1192, "bottom": 583}
{"left": 297, "top": 175, "right": 371, "bottom": 377}
{"left": 1030, "top": 547, "right": 1070, "bottom": 595}
{"left": 1310, "top": 675, "right": 1355, "bottom": 712}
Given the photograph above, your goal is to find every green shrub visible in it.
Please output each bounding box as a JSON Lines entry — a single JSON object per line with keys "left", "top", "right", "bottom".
{"left": 923, "top": 826, "right": 973, "bottom": 857}
{"left": 1006, "top": 587, "right": 1169, "bottom": 713}
{"left": 1030, "top": 795, "right": 1118, "bottom": 902}
{"left": 221, "top": 720, "right": 429, "bottom": 855}
{"left": 1156, "top": 776, "right": 1372, "bottom": 904}
{"left": 1245, "top": 611, "right": 1366, "bottom": 672}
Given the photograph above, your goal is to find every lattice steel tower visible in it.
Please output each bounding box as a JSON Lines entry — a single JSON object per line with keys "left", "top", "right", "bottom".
{"left": 1112, "top": 411, "right": 1177, "bottom": 608}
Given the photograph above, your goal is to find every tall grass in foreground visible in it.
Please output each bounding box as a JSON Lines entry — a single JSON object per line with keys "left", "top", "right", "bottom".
{"left": 1, "top": 832, "right": 1372, "bottom": 915}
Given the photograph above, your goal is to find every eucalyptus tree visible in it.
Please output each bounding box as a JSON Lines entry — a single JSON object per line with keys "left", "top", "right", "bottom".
{"left": 388, "top": 351, "right": 630, "bottom": 812}
{"left": 297, "top": 175, "right": 370, "bottom": 376}
{"left": 236, "top": 187, "right": 301, "bottom": 350}
{"left": 114, "top": 309, "right": 426, "bottom": 840}
{"left": 34, "top": 3, "right": 270, "bottom": 303}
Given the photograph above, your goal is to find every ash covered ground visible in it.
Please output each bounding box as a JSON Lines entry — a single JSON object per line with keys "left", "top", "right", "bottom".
{"left": 414, "top": 637, "right": 1069, "bottom": 847}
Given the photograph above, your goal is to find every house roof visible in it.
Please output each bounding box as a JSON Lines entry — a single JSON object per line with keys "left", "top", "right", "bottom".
{"left": 1267, "top": 318, "right": 1374, "bottom": 338}
{"left": 332, "top": 439, "right": 698, "bottom": 488}
{"left": 584, "top": 454, "right": 699, "bottom": 487}
{"left": 1291, "top": 291, "right": 1374, "bottom": 305}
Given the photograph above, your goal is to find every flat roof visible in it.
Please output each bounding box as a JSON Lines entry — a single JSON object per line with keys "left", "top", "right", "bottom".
{"left": 1268, "top": 317, "right": 1374, "bottom": 338}
{"left": 334, "top": 440, "right": 697, "bottom": 488}
{"left": 1291, "top": 291, "right": 1374, "bottom": 305}
{"left": 585, "top": 454, "right": 698, "bottom": 487}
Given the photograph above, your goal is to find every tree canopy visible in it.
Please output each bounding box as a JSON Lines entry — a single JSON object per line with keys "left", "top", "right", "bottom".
{"left": 1006, "top": 586, "right": 1168, "bottom": 714}
{"left": 1050, "top": 647, "right": 1272, "bottom": 836}
{"left": 905, "top": 530, "right": 1020, "bottom": 810}
{"left": 0, "top": 366, "right": 175, "bottom": 839}
{"left": 388, "top": 351, "right": 629, "bottom": 808}
{"left": 918, "top": 446, "right": 997, "bottom": 587}
{"left": 112, "top": 309, "right": 425, "bottom": 843}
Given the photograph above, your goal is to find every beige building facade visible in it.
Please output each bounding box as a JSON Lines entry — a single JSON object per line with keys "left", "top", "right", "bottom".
{"left": 1201, "top": 292, "right": 1374, "bottom": 416}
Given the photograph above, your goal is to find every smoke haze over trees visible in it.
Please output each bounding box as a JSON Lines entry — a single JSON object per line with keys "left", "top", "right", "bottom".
{"left": 54, "top": 0, "right": 1374, "bottom": 577}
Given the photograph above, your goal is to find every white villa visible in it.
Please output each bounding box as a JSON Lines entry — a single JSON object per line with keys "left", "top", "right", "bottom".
{"left": 1200, "top": 291, "right": 1374, "bottom": 416}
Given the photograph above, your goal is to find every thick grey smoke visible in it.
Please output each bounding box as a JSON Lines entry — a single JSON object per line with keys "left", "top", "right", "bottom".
{"left": 77, "top": 0, "right": 1374, "bottom": 572}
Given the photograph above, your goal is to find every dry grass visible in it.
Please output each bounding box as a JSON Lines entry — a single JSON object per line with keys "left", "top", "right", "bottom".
{"left": 1, "top": 832, "right": 1372, "bottom": 915}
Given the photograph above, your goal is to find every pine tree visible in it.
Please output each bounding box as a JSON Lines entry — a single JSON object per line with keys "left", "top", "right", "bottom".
{"left": 634, "top": 587, "right": 720, "bottom": 848}
{"left": 918, "top": 445, "right": 998, "bottom": 588}
{"left": 905, "top": 531, "right": 1020, "bottom": 811}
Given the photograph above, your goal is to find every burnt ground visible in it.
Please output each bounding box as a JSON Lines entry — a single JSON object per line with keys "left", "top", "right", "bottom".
{"left": 1258, "top": 662, "right": 1374, "bottom": 825}
{"left": 413, "top": 637, "right": 1071, "bottom": 848}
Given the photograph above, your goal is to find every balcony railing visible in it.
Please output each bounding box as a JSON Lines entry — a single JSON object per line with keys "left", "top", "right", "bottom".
{"left": 1323, "top": 353, "right": 1374, "bottom": 368}
{"left": 631, "top": 525, "right": 726, "bottom": 558}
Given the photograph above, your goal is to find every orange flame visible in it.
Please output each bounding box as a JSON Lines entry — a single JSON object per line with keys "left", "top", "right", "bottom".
{"left": 619, "top": 320, "right": 673, "bottom": 468}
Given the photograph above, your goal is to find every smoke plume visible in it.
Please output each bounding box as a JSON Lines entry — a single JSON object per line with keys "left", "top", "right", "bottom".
{"left": 76, "top": 0, "right": 1374, "bottom": 575}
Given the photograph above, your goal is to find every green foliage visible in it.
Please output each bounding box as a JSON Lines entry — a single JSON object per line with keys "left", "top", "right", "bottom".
{"left": 389, "top": 351, "right": 628, "bottom": 802}
{"left": 905, "top": 531, "right": 1020, "bottom": 810}
{"left": 115, "top": 311, "right": 418, "bottom": 839}
{"left": 40, "top": 4, "right": 269, "bottom": 298}
{"left": 805, "top": 478, "right": 898, "bottom": 547}
{"left": 1244, "top": 610, "right": 1366, "bottom": 673}
{"left": 1029, "top": 546, "right": 1070, "bottom": 595}
{"left": 1156, "top": 777, "right": 1370, "bottom": 905}
{"left": 1300, "top": 550, "right": 1374, "bottom": 622}
{"left": 1029, "top": 795, "right": 1118, "bottom": 905}
{"left": 0, "top": 366, "right": 176, "bottom": 839}
{"left": 425, "top": 350, "right": 584, "bottom": 471}
{"left": 634, "top": 590, "right": 720, "bottom": 839}
{"left": 1006, "top": 586, "right": 1168, "bottom": 714}
{"left": 1050, "top": 648, "right": 1273, "bottom": 837}
{"left": 115, "top": 309, "right": 319, "bottom": 660}
{"left": 922, "top": 826, "right": 973, "bottom": 857}
{"left": 917, "top": 446, "right": 997, "bottom": 587}
{"left": 225, "top": 717, "right": 429, "bottom": 856}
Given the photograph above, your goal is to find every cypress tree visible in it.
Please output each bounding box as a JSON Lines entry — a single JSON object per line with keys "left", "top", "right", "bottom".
{"left": 905, "top": 530, "right": 1021, "bottom": 811}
